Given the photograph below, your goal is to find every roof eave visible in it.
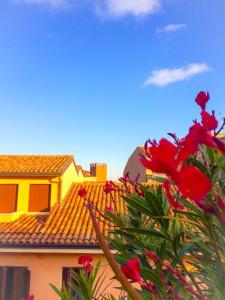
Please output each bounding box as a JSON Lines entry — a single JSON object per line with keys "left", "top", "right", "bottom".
{"left": 0, "top": 173, "right": 61, "bottom": 177}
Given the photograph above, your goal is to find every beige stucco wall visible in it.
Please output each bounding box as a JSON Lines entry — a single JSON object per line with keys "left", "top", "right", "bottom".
{"left": 0, "top": 251, "right": 120, "bottom": 299}
{"left": 123, "top": 147, "right": 151, "bottom": 182}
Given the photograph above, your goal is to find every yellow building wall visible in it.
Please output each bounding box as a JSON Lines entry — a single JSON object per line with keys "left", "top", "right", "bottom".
{"left": 60, "top": 162, "right": 84, "bottom": 200}
{"left": 83, "top": 176, "right": 97, "bottom": 182}
{"left": 0, "top": 162, "right": 102, "bottom": 222}
{"left": 0, "top": 177, "right": 59, "bottom": 222}
{"left": 0, "top": 252, "right": 120, "bottom": 300}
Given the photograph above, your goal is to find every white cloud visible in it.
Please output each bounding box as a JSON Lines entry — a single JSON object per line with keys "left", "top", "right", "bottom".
{"left": 156, "top": 23, "right": 187, "bottom": 33}
{"left": 96, "top": 0, "right": 161, "bottom": 18}
{"left": 12, "top": 0, "right": 161, "bottom": 15}
{"left": 11, "top": 0, "right": 71, "bottom": 8}
{"left": 144, "top": 63, "right": 210, "bottom": 87}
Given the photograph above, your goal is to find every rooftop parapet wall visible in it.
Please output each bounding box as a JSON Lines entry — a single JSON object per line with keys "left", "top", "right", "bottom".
{"left": 90, "top": 163, "right": 107, "bottom": 182}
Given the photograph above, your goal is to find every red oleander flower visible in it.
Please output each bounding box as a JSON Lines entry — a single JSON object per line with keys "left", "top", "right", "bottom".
{"left": 195, "top": 91, "right": 210, "bottom": 111}
{"left": 177, "top": 134, "right": 199, "bottom": 162}
{"left": 179, "top": 123, "right": 217, "bottom": 159}
{"left": 22, "top": 296, "right": 34, "bottom": 300}
{"left": 146, "top": 251, "right": 160, "bottom": 264}
{"left": 121, "top": 258, "right": 142, "bottom": 283}
{"left": 188, "top": 122, "right": 216, "bottom": 148}
{"left": 180, "top": 122, "right": 225, "bottom": 157}
{"left": 140, "top": 138, "right": 179, "bottom": 181}
{"left": 105, "top": 206, "right": 113, "bottom": 212}
{"left": 163, "top": 180, "right": 185, "bottom": 210}
{"left": 177, "top": 166, "right": 212, "bottom": 203}
{"left": 201, "top": 110, "right": 218, "bottom": 131}
{"left": 78, "top": 255, "right": 93, "bottom": 274}
{"left": 78, "top": 188, "right": 87, "bottom": 198}
{"left": 119, "top": 172, "right": 130, "bottom": 184}
{"left": 104, "top": 181, "right": 117, "bottom": 194}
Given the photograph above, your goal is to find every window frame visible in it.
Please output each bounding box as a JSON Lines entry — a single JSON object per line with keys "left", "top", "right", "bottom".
{"left": 0, "top": 266, "right": 30, "bottom": 300}
{"left": 62, "top": 266, "right": 82, "bottom": 299}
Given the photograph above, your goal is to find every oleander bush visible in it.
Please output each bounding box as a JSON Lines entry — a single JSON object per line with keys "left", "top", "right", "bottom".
{"left": 53, "top": 92, "right": 225, "bottom": 300}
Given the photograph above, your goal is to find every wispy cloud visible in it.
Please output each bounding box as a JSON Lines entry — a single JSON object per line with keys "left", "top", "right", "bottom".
{"left": 11, "top": 0, "right": 71, "bottom": 8}
{"left": 96, "top": 0, "right": 161, "bottom": 18}
{"left": 144, "top": 63, "right": 210, "bottom": 87}
{"left": 156, "top": 23, "right": 187, "bottom": 33}
{"left": 12, "top": 0, "right": 161, "bottom": 16}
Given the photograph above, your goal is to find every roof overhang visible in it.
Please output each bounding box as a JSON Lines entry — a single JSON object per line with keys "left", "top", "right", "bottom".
{"left": 0, "top": 247, "right": 116, "bottom": 254}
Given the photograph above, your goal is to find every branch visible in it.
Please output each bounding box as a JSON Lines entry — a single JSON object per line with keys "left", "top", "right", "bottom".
{"left": 87, "top": 202, "right": 143, "bottom": 300}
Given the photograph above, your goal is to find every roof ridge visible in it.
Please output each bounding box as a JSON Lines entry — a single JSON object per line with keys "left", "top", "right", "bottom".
{"left": 0, "top": 154, "right": 73, "bottom": 157}
{"left": 0, "top": 155, "right": 74, "bottom": 176}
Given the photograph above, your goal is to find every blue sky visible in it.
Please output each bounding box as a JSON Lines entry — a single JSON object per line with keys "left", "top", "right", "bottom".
{"left": 0, "top": 0, "right": 225, "bottom": 179}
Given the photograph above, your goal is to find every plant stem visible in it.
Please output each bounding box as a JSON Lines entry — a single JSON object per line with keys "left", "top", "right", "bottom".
{"left": 87, "top": 202, "right": 143, "bottom": 300}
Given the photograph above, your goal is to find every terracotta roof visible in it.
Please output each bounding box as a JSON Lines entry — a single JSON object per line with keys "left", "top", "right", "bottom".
{"left": 0, "top": 155, "right": 73, "bottom": 176}
{"left": 82, "top": 169, "right": 91, "bottom": 177}
{"left": 76, "top": 165, "right": 90, "bottom": 177}
{"left": 0, "top": 182, "right": 127, "bottom": 248}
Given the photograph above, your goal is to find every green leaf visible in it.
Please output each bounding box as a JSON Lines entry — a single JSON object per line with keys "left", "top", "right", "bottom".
{"left": 145, "top": 190, "right": 169, "bottom": 231}
{"left": 105, "top": 211, "right": 124, "bottom": 227}
{"left": 178, "top": 243, "right": 197, "bottom": 258}
{"left": 123, "top": 195, "right": 153, "bottom": 217}
{"left": 124, "top": 227, "right": 168, "bottom": 239}
{"left": 205, "top": 146, "right": 215, "bottom": 167}
{"left": 172, "top": 231, "right": 183, "bottom": 254}
{"left": 158, "top": 240, "right": 167, "bottom": 260}
{"left": 212, "top": 288, "right": 225, "bottom": 300}
{"left": 141, "top": 267, "right": 162, "bottom": 286}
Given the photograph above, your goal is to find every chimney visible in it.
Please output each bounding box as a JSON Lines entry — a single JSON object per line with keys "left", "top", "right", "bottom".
{"left": 90, "top": 163, "right": 107, "bottom": 182}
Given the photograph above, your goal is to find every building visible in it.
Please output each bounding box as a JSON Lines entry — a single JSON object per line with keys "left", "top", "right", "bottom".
{"left": 123, "top": 147, "right": 154, "bottom": 183}
{"left": 0, "top": 155, "right": 123, "bottom": 300}
{"left": 124, "top": 133, "right": 225, "bottom": 183}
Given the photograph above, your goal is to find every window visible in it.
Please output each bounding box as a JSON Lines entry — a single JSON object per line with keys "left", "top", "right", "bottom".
{"left": 28, "top": 184, "right": 51, "bottom": 212}
{"left": 0, "top": 267, "right": 30, "bottom": 300}
{"left": 62, "top": 267, "right": 81, "bottom": 299}
{"left": 0, "top": 184, "right": 18, "bottom": 213}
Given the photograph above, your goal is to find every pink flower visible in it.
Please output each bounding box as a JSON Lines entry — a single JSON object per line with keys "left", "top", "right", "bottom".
{"left": 121, "top": 258, "right": 142, "bottom": 283}
{"left": 195, "top": 91, "right": 210, "bottom": 111}
{"left": 78, "top": 188, "right": 87, "bottom": 198}
{"left": 78, "top": 255, "right": 93, "bottom": 274}
{"left": 104, "top": 181, "right": 117, "bottom": 194}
